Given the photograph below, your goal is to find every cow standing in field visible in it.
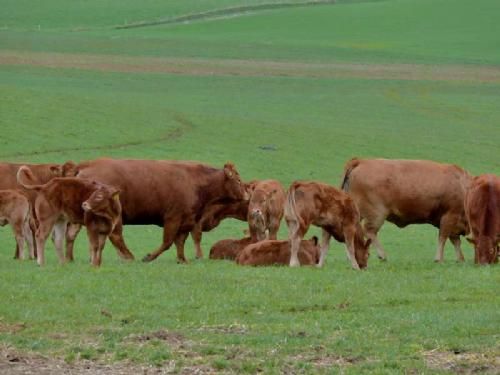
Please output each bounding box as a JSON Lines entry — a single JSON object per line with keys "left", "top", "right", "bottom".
{"left": 209, "top": 236, "right": 253, "bottom": 260}
{"left": 247, "top": 179, "right": 286, "bottom": 241}
{"left": 190, "top": 199, "right": 248, "bottom": 259}
{"left": 341, "top": 158, "right": 472, "bottom": 262}
{"left": 464, "top": 174, "right": 500, "bottom": 264}
{"left": 62, "top": 158, "right": 248, "bottom": 263}
{"left": 0, "top": 162, "right": 64, "bottom": 258}
{"left": 285, "top": 181, "right": 370, "bottom": 269}
{"left": 17, "top": 166, "right": 122, "bottom": 266}
{"left": 0, "top": 190, "right": 35, "bottom": 259}
{"left": 236, "top": 236, "right": 320, "bottom": 266}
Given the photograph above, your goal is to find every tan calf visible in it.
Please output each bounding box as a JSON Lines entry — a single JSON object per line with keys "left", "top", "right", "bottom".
{"left": 209, "top": 237, "right": 253, "bottom": 260}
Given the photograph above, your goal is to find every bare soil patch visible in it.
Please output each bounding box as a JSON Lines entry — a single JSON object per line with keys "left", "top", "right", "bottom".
{"left": 423, "top": 349, "right": 500, "bottom": 374}
{"left": 2, "top": 50, "right": 500, "bottom": 83}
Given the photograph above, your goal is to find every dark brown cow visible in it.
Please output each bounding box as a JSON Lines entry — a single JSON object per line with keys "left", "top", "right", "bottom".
{"left": 341, "top": 158, "right": 472, "bottom": 262}
{"left": 464, "top": 174, "right": 499, "bottom": 264}
{"left": 0, "top": 162, "right": 63, "bottom": 258}
{"left": 190, "top": 199, "right": 248, "bottom": 258}
{"left": 0, "top": 190, "right": 35, "bottom": 259}
{"left": 17, "top": 166, "right": 122, "bottom": 266}
{"left": 62, "top": 158, "right": 248, "bottom": 263}
{"left": 247, "top": 179, "right": 286, "bottom": 241}
{"left": 209, "top": 237, "right": 253, "bottom": 260}
{"left": 285, "top": 181, "right": 370, "bottom": 269}
{"left": 236, "top": 236, "right": 319, "bottom": 266}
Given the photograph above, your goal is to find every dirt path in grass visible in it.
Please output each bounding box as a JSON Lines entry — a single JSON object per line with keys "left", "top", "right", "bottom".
{"left": 2, "top": 50, "right": 500, "bottom": 83}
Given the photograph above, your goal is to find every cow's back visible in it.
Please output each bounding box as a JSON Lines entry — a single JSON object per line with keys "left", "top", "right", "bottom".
{"left": 236, "top": 239, "right": 316, "bottom": 266}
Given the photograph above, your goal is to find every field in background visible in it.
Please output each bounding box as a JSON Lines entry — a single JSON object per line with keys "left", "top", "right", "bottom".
{"left": 0, "top": 0, "right": 499, "bottom": 373}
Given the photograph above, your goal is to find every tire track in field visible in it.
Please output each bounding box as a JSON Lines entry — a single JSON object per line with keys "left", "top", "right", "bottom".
{"left": 2, "top": 50, "right": 500, "bottom": 83}
{"left": 0, "top": 113, "right": 194, "bottom": 159}
{"left": 115, "top": 0, "right": 337, "bottom": 29}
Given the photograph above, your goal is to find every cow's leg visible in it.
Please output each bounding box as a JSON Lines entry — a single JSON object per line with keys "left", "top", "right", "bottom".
{"left": 53, "top": 221, "right": 67, "bottom": 264}
{"left": 142, "top": 218, "right": 181, "bottom": 262}
{"left": 344, "top": 228, "right": 361, "bottom": 270}
{"left": 35, "top": 218, "right": 57, "bottom": 266}
{"left": 174, "top": 232, "right": 190, "bottom": 264}
{"left": 363, "top": 216, "right": 387, "bottom": 261}
{"left": 11, "top": 218, "right": 26, "bottom": 260}
{"left": 287, "top": 219, "right": 305, "bottom": 267}
{"left": 95, "top": 234, "right": 108, "bottom": 267}
{"left": 190, "top": 225, "right": 204, "bottom": 259}
{"left": 65, "top": 223, "right": 82, "bottom": 262}
{"left": 267, "top": 217, "right": 281, "bottom": 240}
{"left": 434, "top": 214, "right": 458, "bottom": 262}
{"left": 449, "top": 235, "right": 465, "bottom": 262}
{"left": 108, "top": 220, "right": 135, "bottom": 260}
{"left": 22, "top": 215, "right": 35, "bottom": 260}
{"left": 87, "top": 227, "right": 99, "bottom": 266}
{"left": 317, "top": 229, "right": 331, "bottom": 268}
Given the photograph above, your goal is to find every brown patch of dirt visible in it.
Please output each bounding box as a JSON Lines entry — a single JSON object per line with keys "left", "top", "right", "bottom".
{"left": 128, "top": 329, "right": 186, "bottom": 347}
{"left": 423, "top": 349, "right": 500, "bottom": 374}
{"left": 196, "top": 323, "right": 248, "bottom": 335}
{"left": 0, "top": 320, "right": 26, "bottom": 334}
{"left": 2, "top": 50, "right": 500, "bottom": 83}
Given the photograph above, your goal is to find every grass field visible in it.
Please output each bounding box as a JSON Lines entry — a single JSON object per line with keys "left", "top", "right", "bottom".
{"left": 0, "top": 0, "right": 499, "bottom": 373}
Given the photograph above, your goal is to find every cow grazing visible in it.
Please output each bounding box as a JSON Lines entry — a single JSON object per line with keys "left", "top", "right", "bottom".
{"left": 236, "top": 236, "right": 320, "bottom": 266}
{"left": 341, "top": 158, "right": 472, "bottom": 262}
{"left": 464, "top": 174, "right": 500, "bottom": 264}
{"left": 285, "top": 181, "right": 370, "bottom": 269}
{"left": 209, "top": 236, "right": 253, "bottom": 260}
{"left": 62, "top": 158, "right": 248, "bottom": 263}
{"left": 0, "top": 162, "right": 64, "bottom": 258}
{"left": 0, "top": 190, "right": 35, "bottom": 259}
{"left": 247, "top": 179, "right": 286, "bottom": 241}
{"left": 190, "top": 199, "right": 249, "bottom": 259}
{"left": 17, "top": 166, "right": 122, "bottom": 266}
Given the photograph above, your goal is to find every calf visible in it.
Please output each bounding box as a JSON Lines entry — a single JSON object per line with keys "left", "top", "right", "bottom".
{"left": 236, "top": 236, "right": 319, "bottom": 266}
{"left": 285, "top": 181, "right": 370, "bottom": 269}
{"left": 341, "top": 158, "right": 472, "bottom": 262}
{"left": 209, "top": 236, "right": 253, "bottom": 260}
{"left": 464, "top": 174, "right": 499, "bottom": 264}
{"left": 0, "top": 190, "right": 35, "bottom": 259}
{"left": 17, "top": 166, "right": 121, "bottom": 266}
{"left": 248, "top": 179, "right": 286, "bottom": 241}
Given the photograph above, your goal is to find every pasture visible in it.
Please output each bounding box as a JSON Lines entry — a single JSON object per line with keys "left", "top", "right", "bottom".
{"left": 0, "top": 0, "right": 499, "bottom": 373}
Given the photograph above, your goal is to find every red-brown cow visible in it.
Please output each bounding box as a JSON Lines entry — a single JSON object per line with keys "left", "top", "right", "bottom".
{"left": 62, "top": 158, "right": 248, "bottom": 263}
{"left": 0, "top": 190, "right": 35, "bottom": 259}
{"left": 236, "top": 236, "right": 320, "bottom": 266}
{"left": 247, "top": 179, "right": 286, "bottom": 241}
{"left": 17, "top": 166, "right": 121, "bottom": 266}
{"left": 0, "top": 162, "right": 63, "bottom": 258}
{"left": 190, "top": 199, "right": 249, "bottom": 259}
{"left": 341, "top": 158, "right": 472, "bottom": 262}
{"left": 464, "top": 174, "right": 500, "bottom": 264}
{"left": 209, "top": 237, "right": 253, "bottom": 260}
{"left": 285, "top": 181, "right": 370, "bottom": 269}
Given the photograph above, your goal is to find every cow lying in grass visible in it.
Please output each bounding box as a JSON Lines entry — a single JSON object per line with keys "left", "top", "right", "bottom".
{"left": 236, "top": 236, "right": 320, "bottom": 266}
{"left": 209, "top": 236, "right": 253, "bottom": 260}
{"left": 17, "top": 166, "right": 121, "bottom": 266}
{"left": 0, "top": 190, "right": 35, "bottom": 260}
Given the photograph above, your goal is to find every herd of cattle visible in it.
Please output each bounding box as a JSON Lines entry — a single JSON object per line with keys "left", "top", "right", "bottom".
{"left": 0, "top": 158, "right": 498, "bottom": 268}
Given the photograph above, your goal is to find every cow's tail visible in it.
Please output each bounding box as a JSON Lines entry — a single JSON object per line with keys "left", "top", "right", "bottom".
{"left": 341, "top": 157, "right": 361, "bottom": 192}
{"left": 17, "top": 166, "right": 45, "bottom": 191}
{"left": 284, "top": 182, "right": 304, "bottom": 232}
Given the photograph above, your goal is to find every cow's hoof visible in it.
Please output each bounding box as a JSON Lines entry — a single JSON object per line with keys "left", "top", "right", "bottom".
{"left": 177, "top": 258, "right": 188, "bottom": 264}
{"left": 142, "top": 254, "right": 153, "bottom": 262}
{"left": 434, "top": 259, "right": 443, "bottom": 263}
{"left": 378, "top": 256, "right": 387, "bottom": 261}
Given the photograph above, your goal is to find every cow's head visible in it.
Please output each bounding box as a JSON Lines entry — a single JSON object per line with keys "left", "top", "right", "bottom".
{"left": 223, "top": 162, "right": 248, "bottom": 201}
{"left": 61, "top": 161, "right": 78, "bottom": 177}
{"left": 82, "top": 184, "right": 121, "bottom": 219}
{"left": 467, "top": 236, "right": 499, "bottom": 265}
{"left": 354, "top": 238, "right": 371, "bottom": 269}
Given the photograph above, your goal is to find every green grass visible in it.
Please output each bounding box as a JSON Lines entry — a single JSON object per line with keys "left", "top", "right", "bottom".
{"left": 0, "top": 0, "right": 499, "bottom": 373}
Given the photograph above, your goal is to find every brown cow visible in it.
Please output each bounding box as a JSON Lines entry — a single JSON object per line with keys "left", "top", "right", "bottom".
{"left": 0, "top": 190, "right": 35, "bottom": 259}
{"left": 285, "top": 181, "right": 370, "bottom": 269}
{"left": 17, "top": 166, "right": 121, "bottom": 266}
{"left": 341, "top": 158, "right": 472, "bottom": 262}
{"left": 62, "top": 158, "right": 248, "bottom": 263}
{"left": 247, "top": 179, "right": 286, "bottom": 241}
{"left": 236, "top": 236, "right": 320, "bottom": 266}
{"left": 464, "top": 174, "right": 499, "bottom": 264}
{"left": 190, "top": 199, "right": 248, "bottom": 258}
{"left": 0, "top": 162, "right": 63, "bottom": 258}
{"left": 209, "top": 237, "right": 253, "bottom": 260}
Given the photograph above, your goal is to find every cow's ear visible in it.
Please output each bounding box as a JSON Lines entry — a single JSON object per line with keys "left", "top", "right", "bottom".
{"left": 311, "top": 236, "right": 318, "bottom": 245}
{"left": 224, "top": 162, "right": 236, "bottom": 178}
{"left": 50, "top": 165, "right": 63, "bottom": 176}
{"left": 111, "top": 188, "right": 121, "bottom": 201}
{"left": 466, "top": 237, "right": 476, "bottom": 245}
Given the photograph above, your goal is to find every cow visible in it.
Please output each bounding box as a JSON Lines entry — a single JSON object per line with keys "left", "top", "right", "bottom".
{"left": 464, "top": 174, "right": 499, "bottom": 264}
{"left": 247, "top": 179, "right": 286, "bottom": 241}
{"left": 17, "top": 166, "right": 122, "bottom": 266}
{"left": 62, "top": 158, "right": 248, "bottom": 263}
{"left": 190, "top": 199, "right": 249, "bottom": 259}
{"left": 0, "top": 162, "right": 64, "bottom": 258}
{"left": 0, "top": 190, "right": 35, "bottom": 259}
{"left": 209, "top": 237, "right": 253, "bottom": 260}
{"left": 341, "top": 158, "right": 472, "bottom": 262}
{"left": 285, "top": 181, "right": 370, "bottom": 269}
{"left": 236, "top": 236, "right": 320, "bottom": 266}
